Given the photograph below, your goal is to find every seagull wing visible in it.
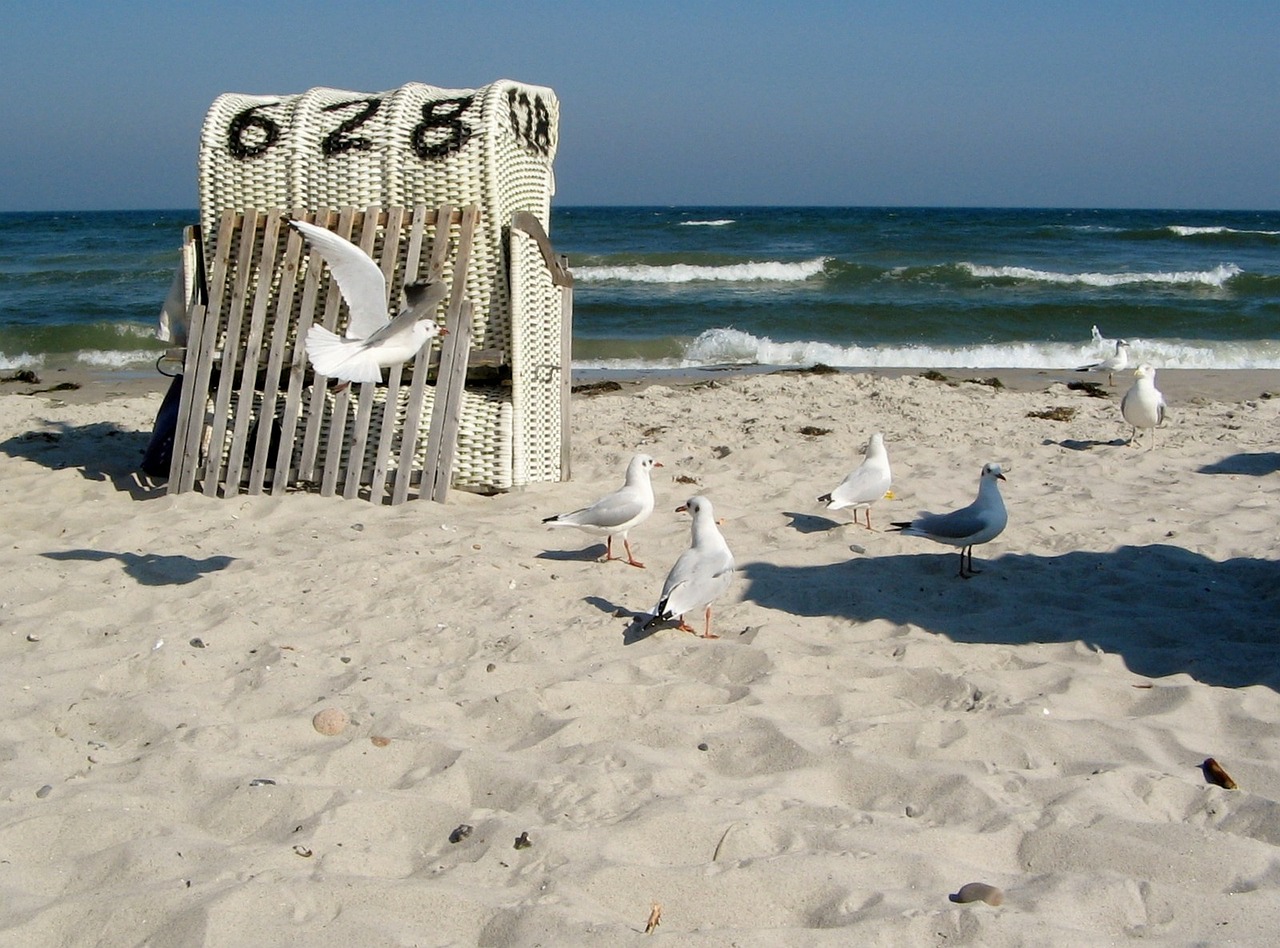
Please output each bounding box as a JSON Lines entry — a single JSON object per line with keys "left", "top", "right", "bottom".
{"left": 907, "top": 505, "right": 991, "bottom": 541}
{"left": 827, "top": 462, "right": 890, "bottom": 508}
{"left": 656, "top": 544, "right": 735, "bottom": 619}
{"left": 361, "top": 282, "right": 448, "bottom": 349}
{"left": 292, "top": 220, "right": 390, "bottom": 340}
{"left": 547, "top": 486, "right": 646, "bottom": 531}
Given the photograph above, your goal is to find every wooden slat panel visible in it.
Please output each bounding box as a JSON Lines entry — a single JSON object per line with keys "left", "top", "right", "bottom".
{"left": 203, "top": 209, "right": 261, "bottom": 496}
{"left": 392, "top": 204, "right": 455, "bottom": 505}
{"left": 273, "top": 207, "right": 324, "bottom": 494}
{"left": 172, "top": 202, "right": 495, "bottom": 503}
{"left": 225, "top": 208, "right": 283, "bottom": 489}
{"left": 251, "top": 214, "right": 304, "bottom": 493}
{"left": 320, "top": 387, "right": 349, "bottom": 496}
{"left": 175, "top": 210, "right": 238, "bottom": 492}
{"left": 170, "top": 302, "right": 210, "bottom": 492}
{"left": 164, "top": 221, "right": 205, "bottom": 490}
{"left": 423, "top": 205, "right": 480, "bottom": 502}
{"left": 368, "top": 204, "right": 414, "bottom": 500}
{"left": 425, "top": 299, "right": 474, "bottom": 502}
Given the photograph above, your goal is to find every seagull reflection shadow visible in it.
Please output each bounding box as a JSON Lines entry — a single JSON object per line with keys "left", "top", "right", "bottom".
{"left": 583, "top": 595, "right": 655, "bottom": 644}
{"left": 1051, "top": 438, "right": 1128, "bottom": 451}
{"left": 782, "top": 511, "right": 844, "bottom": 534}
{"left": 42, "top": 549, "right": 235, "bottom": 586}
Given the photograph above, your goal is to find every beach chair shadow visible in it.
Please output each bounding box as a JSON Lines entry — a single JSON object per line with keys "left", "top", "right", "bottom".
{"left": 739, "top": 544, "right": 1280, "bottom": 690}
{"left": 0, "top": 423, "right": 165, "bottom": 501}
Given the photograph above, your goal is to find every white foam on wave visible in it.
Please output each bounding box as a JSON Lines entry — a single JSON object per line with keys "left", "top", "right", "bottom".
{"left": 962, "top": 262, "right": 1242, "bottom": 288}
{"left": 679, "top": 219, "right": 735, "bottom": 227}
{"left": 0, "top": 352, "right": 45, "bottom": 370}
{"left": 576, "top": 257, "right": 829, "bottom": 284}
{"left": 572, "top": 328, "right": 1280, "bottom": 371}
{"left": 77, "top": 349, "right": 160, "bottom": 369}
{"left": 1168, "top": 225, "right": 1280, "bottom": 237}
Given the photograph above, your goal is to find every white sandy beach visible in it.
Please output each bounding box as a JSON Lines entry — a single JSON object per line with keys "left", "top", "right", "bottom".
{"left": 1, "top": 366, "right": 1278, "bottom": 945}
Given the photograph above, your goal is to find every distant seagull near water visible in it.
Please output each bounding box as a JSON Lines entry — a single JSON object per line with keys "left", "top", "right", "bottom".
{"left": 542, "top": 454, "right": 660, "bottom": 567}
{"left": 1077, "top": 338, "right": 1130, "bottom": 386}
{"left": 292, "top": 219, "right": 448, "bottom": 385}
{"left": 1120, "top": 363, "right": 1167, "bottom": 450}
{"left": 891, "top": 462, "right": 1008, "bottom": 578}
{"left": 818, "top": 432, "right": 892, "bottom": 529}
{"left": 644, "top": 496, "right": 735, "bottom": 639}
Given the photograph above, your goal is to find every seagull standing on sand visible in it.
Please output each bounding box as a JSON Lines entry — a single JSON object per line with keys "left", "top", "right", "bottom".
{"left": 1120, "top": 363, "right": 1167, "bottom": 450}
{"left": 292, "top": 219, "right": 448, "bottom": 385}
{"left": 818, "top": 431, "right": 892, "bottom": 529}
{"left": 542, "top": 454, "right": 661, "bottom": 567}
{"left": 644, "top": 496, "right": 735, "bottom": 639}
{"left": 891, "top": 463, "right": 1008, "bottom": 578}
{"left": 1077, "top": 339, "right": 1131, "bottom": 386}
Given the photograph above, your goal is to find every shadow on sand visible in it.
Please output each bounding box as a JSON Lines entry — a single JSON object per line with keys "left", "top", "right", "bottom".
{"left": 1198, "top": 451, "right": 1280, "bottom": 477}
{"left": 42, "top": 549, "right": 235, "bottom": 586}
{"left": 740, "top": 544, "right": 1280, "bottom": 690}
{"left": 0, "top": 422, "right": 165, "bottom": 500}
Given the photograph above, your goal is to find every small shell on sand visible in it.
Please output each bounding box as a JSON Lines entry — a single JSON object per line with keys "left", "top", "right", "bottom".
{"left": 370, "top": 735, "right": 391, "bottom": 747}
{"left": 1202, "top": 757, "right": 1238, "bottom": 790}
{"left": 950, "top": 882, "right": 1004, "bottom": 906}
{"left": 312, "top": 707, "right": 348, "bottom": 736}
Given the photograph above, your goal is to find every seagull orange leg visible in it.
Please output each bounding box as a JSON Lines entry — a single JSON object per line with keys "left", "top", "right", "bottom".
{"left": 701, "top": 606, "right": 720, "bottom": 639}
{"left": 622, "top": 538, "right": 646, "bottom": 569}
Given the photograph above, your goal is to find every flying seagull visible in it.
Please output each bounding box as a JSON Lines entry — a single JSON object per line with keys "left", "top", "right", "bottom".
{"left": 292, "top": 219, "right": 448, "bottom": 385}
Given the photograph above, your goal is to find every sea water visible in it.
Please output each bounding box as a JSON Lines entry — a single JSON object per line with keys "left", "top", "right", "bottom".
{"left": 1, "top": 206, "right": 1277, "bottom": 375}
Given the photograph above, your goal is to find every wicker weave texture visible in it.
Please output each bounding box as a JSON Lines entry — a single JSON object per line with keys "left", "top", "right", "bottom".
{"left": 198, "top": 81, "right": 558, "bottom": 353}
{"left": 509, "top": 227, "right": 565, "bottom": 485}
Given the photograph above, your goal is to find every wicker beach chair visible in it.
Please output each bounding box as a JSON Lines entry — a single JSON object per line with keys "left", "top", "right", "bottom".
{"left": 165, "top": 80, "right": 571, "bottom": 502}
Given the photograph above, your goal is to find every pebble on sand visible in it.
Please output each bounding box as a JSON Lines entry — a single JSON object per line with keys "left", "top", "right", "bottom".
{"left": 312, "top": 707, "right": 348, "bottom": 736}
{"left": 949, "top": 882, "right": 1004, "bottom": 906}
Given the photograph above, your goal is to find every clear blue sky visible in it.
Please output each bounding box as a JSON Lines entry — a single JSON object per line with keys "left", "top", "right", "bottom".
{"left": 3, "top": 1, "right": 1277, "bottom": 211}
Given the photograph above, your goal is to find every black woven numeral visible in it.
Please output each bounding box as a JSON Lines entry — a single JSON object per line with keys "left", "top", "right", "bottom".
{"left": 320, "top": 98, "right": 382, "bottom": 156}
{"left": 410, "top": 96, "right": 474, "bottom": 159}
{"left": 227, "top": 103, "right": 282, "bottom": 158}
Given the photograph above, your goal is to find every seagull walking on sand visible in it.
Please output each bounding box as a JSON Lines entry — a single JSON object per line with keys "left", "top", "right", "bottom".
{"left": 644, "top": 496, "right": 735, "bottom": 639}
{"left": 542, "top": 454, "right": 661, "bottom": 567}
{"left": 891, "top": 463, "right": 1008, "bottom": 579}
{"left": 1120, "top": 363, "right": 1167, "bottom": 450}
{"left": 1077, "top": 338, "right": 1131, "bottom": 386}
{"left": 818, "top": 432, "right": 892, "bottom": 529}
{"left": 292, "top": 219, "right": 448, "bottom": 386}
